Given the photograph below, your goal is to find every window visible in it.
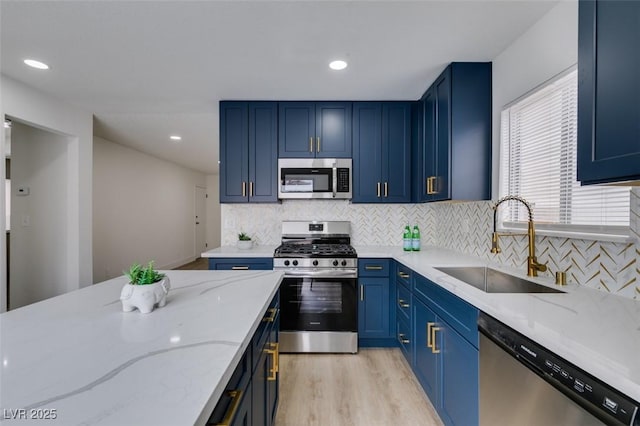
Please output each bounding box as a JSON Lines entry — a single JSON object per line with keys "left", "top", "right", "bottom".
{"left": 499, "top": 68, "right": 630, "bottom": 237}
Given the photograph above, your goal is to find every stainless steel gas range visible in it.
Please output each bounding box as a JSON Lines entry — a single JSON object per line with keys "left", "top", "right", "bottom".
{"left": 274, "top": 221, "right": 358, "bottom": 354}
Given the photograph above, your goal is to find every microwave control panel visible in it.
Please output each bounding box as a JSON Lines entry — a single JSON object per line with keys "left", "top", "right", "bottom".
{"left": 337, "top": 168, "right": 350, "bottom": 192}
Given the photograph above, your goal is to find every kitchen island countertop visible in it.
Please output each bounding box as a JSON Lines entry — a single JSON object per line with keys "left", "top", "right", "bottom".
{"left": 0, "top": 270, "right": 283, "bottom": 425}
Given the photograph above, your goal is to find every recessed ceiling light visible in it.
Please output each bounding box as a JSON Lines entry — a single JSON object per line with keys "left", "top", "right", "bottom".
{"left": 170, "top": 135, "right": 182, "bottom": 141}
{"left": 24, "top": 59, "right": 50, "bottom": 70}
{"left": 329, "top": 60, "right": 348, "bottom": 71}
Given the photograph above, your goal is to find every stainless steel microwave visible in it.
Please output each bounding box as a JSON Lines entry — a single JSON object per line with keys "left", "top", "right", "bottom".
{"left": 278, "top": 158, "right": 352, "bottom": 200}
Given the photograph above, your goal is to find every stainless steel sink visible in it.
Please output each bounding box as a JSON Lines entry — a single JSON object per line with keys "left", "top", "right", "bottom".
{"left": 435, "top": 266, "right": 565, "bottom": 294}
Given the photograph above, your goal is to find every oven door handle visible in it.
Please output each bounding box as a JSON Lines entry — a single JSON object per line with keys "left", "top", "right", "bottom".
{"left": 281, "top": 269, "right": 357, "bottom": 279}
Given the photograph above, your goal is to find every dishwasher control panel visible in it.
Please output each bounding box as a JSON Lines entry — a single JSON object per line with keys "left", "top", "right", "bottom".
{"left": 479, "top": 313, "right": 640, "bottom": 426}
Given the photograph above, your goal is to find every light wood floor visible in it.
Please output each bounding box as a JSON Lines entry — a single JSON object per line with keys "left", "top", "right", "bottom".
{"left": 275, "top": 348, "right": 443, "bottom": 426}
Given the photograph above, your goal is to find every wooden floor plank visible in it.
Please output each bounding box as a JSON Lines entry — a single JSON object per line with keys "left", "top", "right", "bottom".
{"left": 275, "top": 348, "right": 443, "bottom": 426}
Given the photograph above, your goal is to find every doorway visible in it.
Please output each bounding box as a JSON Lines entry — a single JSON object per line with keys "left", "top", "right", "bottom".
{"left": 8, "top": 120, "right": 70, "bottom": 309}
{"left": 195, "top": 185, "right": 206, "bottom": 256}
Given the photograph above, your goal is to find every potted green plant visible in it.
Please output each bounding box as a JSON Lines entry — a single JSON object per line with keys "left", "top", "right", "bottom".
{"left": 237, "top": 232, "right": 253, "bottom": 250}
{"left": 119, "top": 261, "right": 171, "bottom": 313}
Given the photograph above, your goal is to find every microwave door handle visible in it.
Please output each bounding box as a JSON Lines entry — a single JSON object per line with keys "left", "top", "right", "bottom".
{"left": 332, "top": 164, "right": 337, "bottom": 198}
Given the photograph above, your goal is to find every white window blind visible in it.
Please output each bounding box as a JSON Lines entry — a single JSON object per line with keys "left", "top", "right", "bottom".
{"left": 499, "top": 68, "right": 630, "bottom": 235}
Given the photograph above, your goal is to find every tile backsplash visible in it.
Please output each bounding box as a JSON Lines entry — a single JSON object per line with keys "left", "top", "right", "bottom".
{"left": 221, "top": 189, "right": 640, "bottom": 300}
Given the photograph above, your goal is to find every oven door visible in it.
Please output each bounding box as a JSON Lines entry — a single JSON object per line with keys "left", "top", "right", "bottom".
{"left": 280, "top": 275, "right": 357, "bottom": 332}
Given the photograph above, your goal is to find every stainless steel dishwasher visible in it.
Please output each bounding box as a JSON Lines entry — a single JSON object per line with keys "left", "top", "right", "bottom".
{"left": 478, "top": 313, "right": 639, "bottom": 426}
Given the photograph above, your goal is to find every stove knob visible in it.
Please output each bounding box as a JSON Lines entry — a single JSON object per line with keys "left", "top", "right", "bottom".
{"left": 292, "top": 260, "right": 298, "bottom": 266}
{"left": 313, "top": 260, "right": 319, "bottom": 266}
{"left": 284, "top": 260, "right": 290, "bottom": 266}
{"left": 341, "top": 260, "right": 347, "bottom": 266}
{"left": 333, "top": 260, "right": 339, "bottom": 266}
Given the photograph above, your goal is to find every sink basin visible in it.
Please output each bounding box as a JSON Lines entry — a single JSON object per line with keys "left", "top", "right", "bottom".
{"left": 435, "top": 266, "right": 565, "bottom": 294}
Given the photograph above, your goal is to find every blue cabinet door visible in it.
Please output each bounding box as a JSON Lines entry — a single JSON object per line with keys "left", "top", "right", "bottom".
{"left": 416, "top": 63, "right": 491, "bottom": 203}
{"left": 231, "top": 381, "right": 252, "bottom": 426}
{"left": 220, "top": 102, "right": 249, "bottom": 202}
{"left": 249, "top": 102, "right": 278, "bottom": 202}
{"left": 381, "top": 102, "right": 412, "bottom": 202}
{"left": 279, "top": 102, "right": 351, "bottom": 158}
{"left": 352, "top": 102, "right": 383, "bottom": 203}
{"left": 578, "top": 0, "right": 640, "bottom": 184}
{"left": 413, "top": 298, "right": 440, "bottom": 407}
{"left": 315, "top": 102, "right": 352, "bottom": 158}
{"left": 358, "top": 277, "right": 390, "bottom": 338}
{"left": 440, "top": 325, "right": 479, "bottom": 426}
{"left": 433, "top": 69, "right": 451, "bottom": 202}
{"left": 278, "top": 102, "right": 316, "bottom": 158}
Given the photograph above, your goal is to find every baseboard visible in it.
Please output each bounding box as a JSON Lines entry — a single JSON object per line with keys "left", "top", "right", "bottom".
{"left": 358, "top": 338, "right": 398, "bottom": 348}
{"left": 161, "top": 256, "right": 197, "bottom": 270}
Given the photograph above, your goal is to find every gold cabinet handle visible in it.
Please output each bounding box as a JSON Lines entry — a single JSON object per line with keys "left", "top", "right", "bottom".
{"left": 384, "top": 182, "right": 388, "bottom": 197}
{"left": 377, "top": 182, "right": 381, "bottom": 198}
{"left": 316, "top": 137, "right": 320, "bottom": 153}
{"left": 249, "top": 181, "right": 254, "bottom": 197}
{"left": 398, "top": 272, "right": 410, "bottom": 279}
{"left": 398, "top": 333, "right": 410, "bottom": 344}
{"left": 309, "top": 137, "right": 314, "bottom": 153}
{"left": 365, "top": 265, "right": 383, "bottom": 270}
{"left": 398, "top": 299, "right": 410, "bottom": 308}
{"left": 215, "top": 389, "right": 243, "bottom": 426}
{"left": 242, "top": 181, "right": 246, "bottom": 197}
{"left": 263, "top": 307, "right": 278, "bottom": 322}
{"left": 427, "top": 322, "right": 434, "bottom": 348}
{"left": 231, "top": 266, "right": 249, "bottom": 270}
{"left": 431, "top": 327, "right": 441, "bottom": 354}
{"left": 425, "top": 177, "right": 433, "bottom": 195}
{"left": 360, "top": 285, "right": 364, "bottom": 301}
{"left": 265, "top": 342, "right": 279, "bottom": 381}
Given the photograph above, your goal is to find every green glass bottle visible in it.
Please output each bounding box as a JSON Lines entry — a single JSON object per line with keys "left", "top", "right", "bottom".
{"left": 411, "top": 225, "right": 421, "bottom": 251}
{"left": 403, "top": 225, "right": 412, "bottom": 251}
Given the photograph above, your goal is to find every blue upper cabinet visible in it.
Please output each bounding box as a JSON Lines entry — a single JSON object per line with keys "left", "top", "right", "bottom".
{"left": 278, "top": 102, "right": 352, "bottom": 158}
{"left": 353, "top": 102, "right": 411, "bottom": 203}
{"left": 414, "top": 63, "right": 492, "bottom": 202}
{"left": 220, "top": 101, "right": 278, "bottom": 203}
{"left": 577, "top": 0, "right": 640, "bottom": 184}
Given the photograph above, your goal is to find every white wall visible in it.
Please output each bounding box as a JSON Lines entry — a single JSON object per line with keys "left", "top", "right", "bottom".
{"left": 206, "top": 174, "right": 221, "bottom": 250}
{"left": 1, "top": 75, "right": 93, "bottom": 312}
{"left": 491, "top": 0, "right": 578, "bottom": 196}
{"left": 93, "top": 137, "right": 206, "bottom": 282}
{"left": 10, "top": 122, "right": 70, "bottom": 308}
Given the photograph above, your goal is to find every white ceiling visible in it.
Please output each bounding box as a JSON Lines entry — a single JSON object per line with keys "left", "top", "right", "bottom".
{"left": 1, "top": 0, "right": 558, "bottom": 175}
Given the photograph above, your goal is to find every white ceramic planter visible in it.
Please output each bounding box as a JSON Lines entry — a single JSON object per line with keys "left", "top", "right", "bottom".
{"left": 120, "top": 277, "right": 171, "bottom": 314}
{"left": 237, "top": 240, "right": 253, "bottom": 250}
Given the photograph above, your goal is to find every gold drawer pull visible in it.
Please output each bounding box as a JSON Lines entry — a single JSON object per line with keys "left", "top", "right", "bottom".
{"left": 231, "top": 266, "right": 249, "bottom": 270}
{"left": 431, "top": 327, "right": 441, "bottom": 354}
{"left": 215, "top": 389, "right": 243, "bottom": 426}
{"left": 264, "top": 342, "right": 279, "bottom": 381}
{"left": 316, "top": 137, "right": 321, "bottom": 153}
{"left": 365, "top": 265, "right": 383, "bottom": 270}
{"left": 263, "top": 308, "right": 278, "bottom": 322}
{"left": 398, "top": 272, "right": 410, "bottom": 279}
{"left": 384, "top": 181, "right": 388, "bottom": 197}
{"left": 309, "top": 137, "right": 313, "bottom": 152}
{"left": 377, "top": 182, "right": 381, "bottom": 198}
{"left": 398, "top": 333, "right": 410, "bottom": 344}
{"left": 398, "top": 299, "right": 410, "bottom": 308}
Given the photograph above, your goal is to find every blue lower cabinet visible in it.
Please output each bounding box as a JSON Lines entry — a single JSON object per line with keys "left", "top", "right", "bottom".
{"left": 209, "top": 293, "right": 279, "bottom": 426}
{"left": 358, "top": 277, "right": 390, "bottom": 338}
{"left": 413, "top": 299, "right": 439, "bottom": 406}
{"left": 208, "top": 257, "right": 274, "bottom": 271}
{"left": 411, "top": 272, "right": 479, "bottom": 426}
{"left": 440, "top": 323, "right": 479, "bottom": 426}
{"left": 396, "top": 314, "right": 413, "bottom": 366}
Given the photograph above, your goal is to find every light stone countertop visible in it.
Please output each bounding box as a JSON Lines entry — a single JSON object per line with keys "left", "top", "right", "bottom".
{"left": 354, "top": 245, "right": 640, "bottom": 403}
{"left": 203, "top": 244, "right": 640, "bottom": 401}
{"left": 202, "top": 245, "right": 278, "bottom": 258}
{"left": 0, "top": 270, "right": 284, "bottom": 426}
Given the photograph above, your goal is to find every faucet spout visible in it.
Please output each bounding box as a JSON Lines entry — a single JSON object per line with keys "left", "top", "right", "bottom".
{"left": 491, "top": 196, "right": 547, "bottom": 277}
